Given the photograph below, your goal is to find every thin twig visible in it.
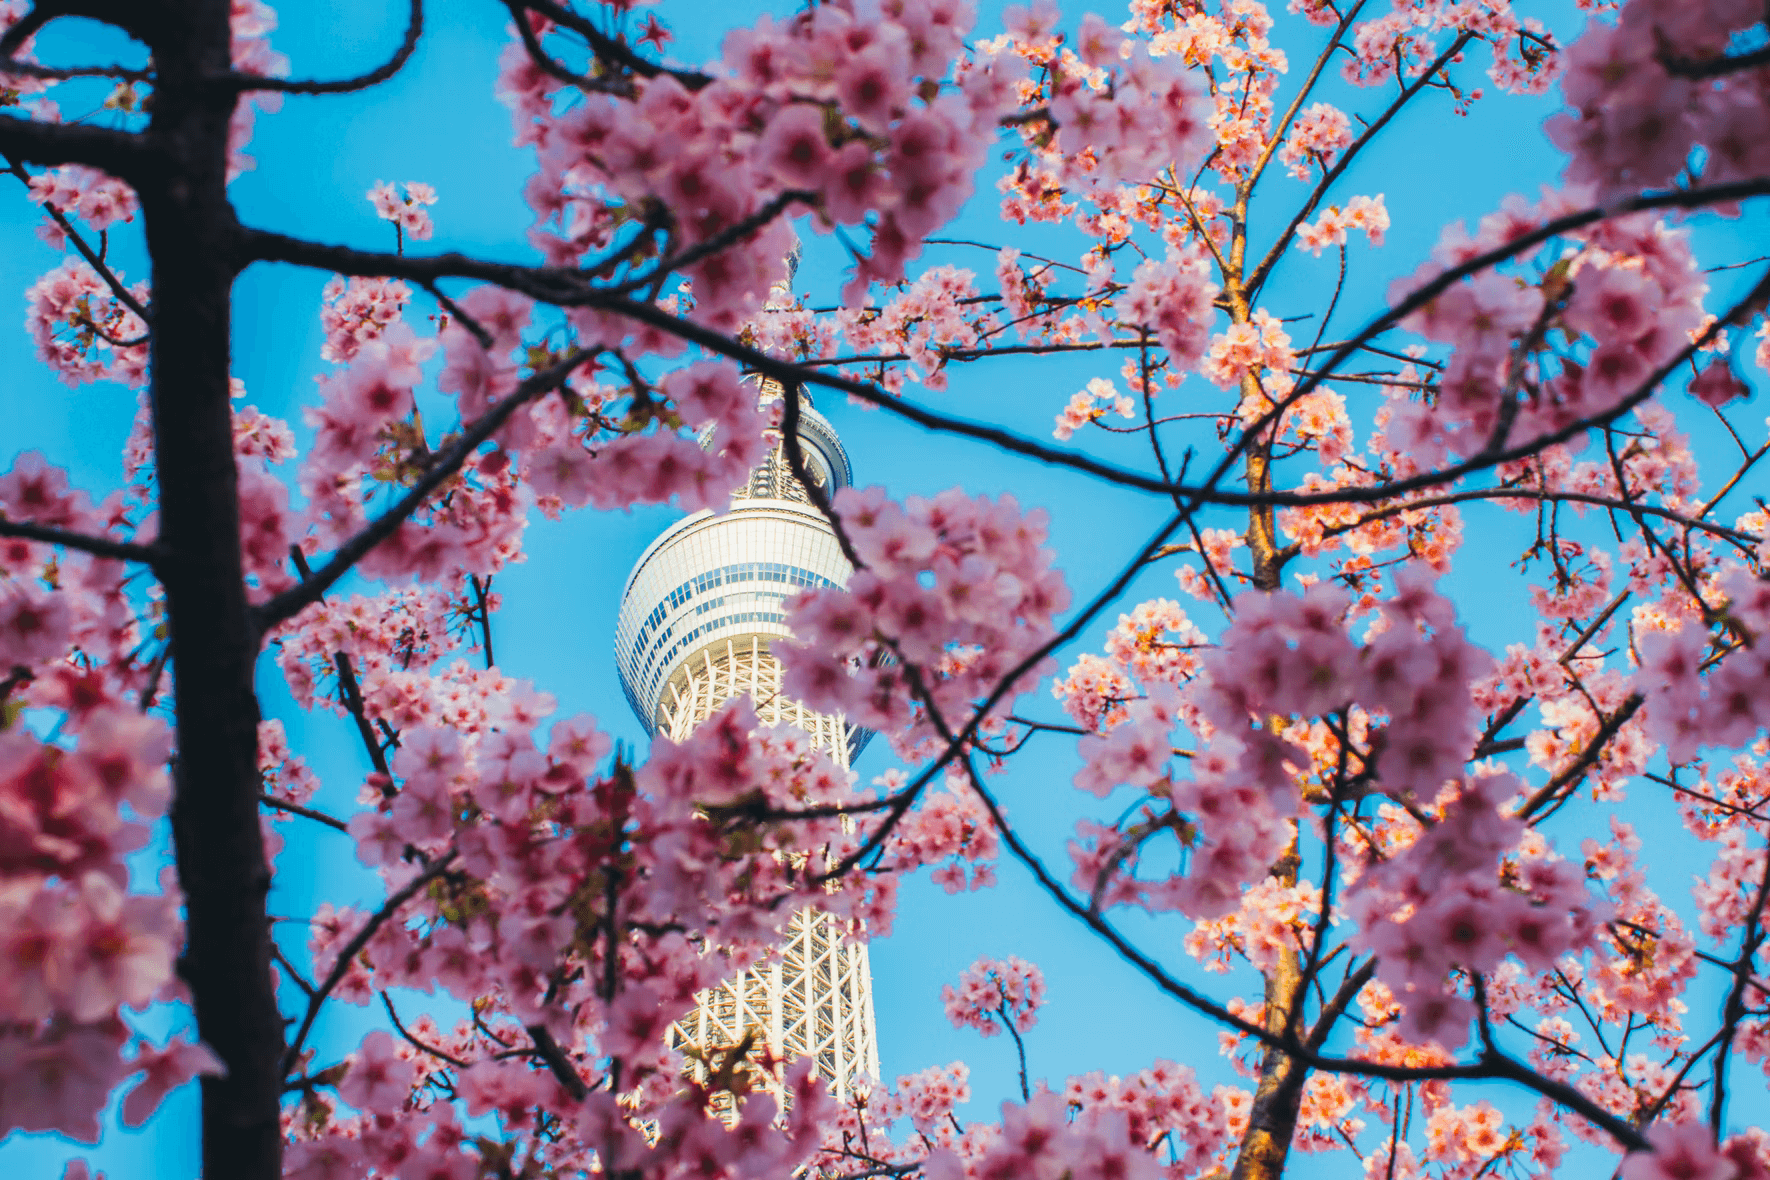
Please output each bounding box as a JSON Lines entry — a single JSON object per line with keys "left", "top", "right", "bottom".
{"left": 281, "top": 850, "right": 458, "bottom": 1077}
{"left": 259, "top": 793, "right": 349, "bottom": 832}
{"left": 382, "top": 991, "right": 470, "bottom": 1068}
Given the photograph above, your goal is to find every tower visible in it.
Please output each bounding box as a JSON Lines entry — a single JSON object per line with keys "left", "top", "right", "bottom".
{"left": 613, "top": 380, "right": 881, "bottom": 1103}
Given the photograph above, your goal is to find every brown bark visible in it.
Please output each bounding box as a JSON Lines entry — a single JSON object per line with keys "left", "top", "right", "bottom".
{"left": 1224, "top": 187, "right": 1312, "bottom": 1180}
{"left": 1227, "top": 846, "right": 1307, "bottom": 1180}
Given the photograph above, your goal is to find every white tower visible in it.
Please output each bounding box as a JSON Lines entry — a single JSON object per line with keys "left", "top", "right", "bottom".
{"left": 614, "top": 382, "right": 881, "bottom": 1102}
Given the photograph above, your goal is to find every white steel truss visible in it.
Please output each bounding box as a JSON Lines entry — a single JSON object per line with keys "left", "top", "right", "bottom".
{"left": 664, "top": 636, "right": 881, "bottom": 1108}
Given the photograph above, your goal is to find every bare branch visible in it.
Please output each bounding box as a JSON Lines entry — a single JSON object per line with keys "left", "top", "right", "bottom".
{"left": 0, "top": 57, "right": 150, "bottom": 82}
{"left": 1661, "top": 44, "right": 1770, "bottom": 79}
{"left": 334, "top": 652, "right": 393, "bottom": 779}
{"left": 0, "top": 516, "right": 162, "bottom": 564}
{"left": 525, "top": 1023, "right": 589, "bottom": 1100}
{"left": 225, "top": 0, "right": 423, "bottom": 94}
{"left": 504, "top": 0, "right": 607, "bottom": 94}
{"left": 0, "top": 113, "right": 149, "bottom": 178}
{"left": 258, "top": 793, "right": 349, "bottom": 832}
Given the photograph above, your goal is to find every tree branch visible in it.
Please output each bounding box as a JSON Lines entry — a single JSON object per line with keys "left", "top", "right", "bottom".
{"left": 1246, "top": 31, "right": 1477, "bottom": 298}
{"left": 0, "top": 516, "right": 162, "bottom": 564}
{"left": 4, "top": 154, "right": 153, "bottom": 325}
{"left": 1516, "top": 694, "right": 1645, "bottom": 821}
{"left": 224, "top": 0, "right": 422, "bottom": 94}
{"left": 515, "top": 0, "right": 712, "bottom": 91}
{"left": 334, "top": 651, "right": 393, "bottom": 779}
{"left": 1661, "top": 44, "right": 1770, "bottom": 80}
{"left": 244, "top": 184, "right": 1770, "bottom": 524}
{"left": 252, "top": 346, "right": 597, "bottom": 631}
{"left": 281, "top": 850, "right": 458, "bottom": 1077}
{"left": 525, "top": 1023, "right": 589, "bottom": 1100}
{"left": 0, "top": 57, "right": 150, "bottom": 82}
{"left": 258, "top": 793, "right": 349, "bottom": 832}
{"left": 0, "top": 113, "right": 149, "bottom": 179}
{"left": 1709, "top": 827, "right": 1770, "bottom": 1132}
{"left": 383, "top": 991, "right": 470, "bottom": 1068}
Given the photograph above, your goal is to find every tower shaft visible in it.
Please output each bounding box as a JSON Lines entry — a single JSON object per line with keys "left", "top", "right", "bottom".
{"left": 663, "top": 635, "right": 880, "bottom": 1101}
{"left": 615, "top": 386, "right": 880, "bottom": 1109}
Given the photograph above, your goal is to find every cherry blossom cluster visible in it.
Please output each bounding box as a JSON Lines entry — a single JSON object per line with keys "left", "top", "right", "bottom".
{"left": 26, "top": 166, "right": 137, "bottom": 239}
{"left": 1384, "top": 193, "right": 1708, "bottom": 467}
{"left": 1066, "top": 573, "right": 1501, "bottom": 922}
{"left": 998, "top": 9, "right": 1213, "bottom": 195}
{"left": 1183, "top": 877, "right": 1322, "bottom": 975}
{"left": 867, "top": 1061, "right": 972, "bottom": 1137}
{"left": 1201, "top": 308, "right": 1294, "bottom": 403}
{"left": 25, "top": 260, "right": 149, "bottom": 389}
{"left": 1053, "top": 375, "right": 1135, "bottom": 441}
{"left": 1277, "top": 102, "right": 1352, "bottom": 181}
{"left": 1117, "top": 246, "right": 1220, "bottom": 373}
{"left": 1331, "top": 0, "right": 1561, "bottom": 97}
{"left": 367, "top": 181, "right": 436, "bottom": 243}
{"left": 1346, "top": 768, "right": 1608, "bottom": 1050}
{"left": 1549, "top": 0, "right": 1770, "bottom": 198}
{"left": 319, "top": 276, "right": 411, "bottom": 364}
{"left": 1293, "top": 193, "right": 1389, "bottom": 256}
{"left": 1053, "top": 598, "right": 1207, "bottom": 731}
{"left": 1061, "top": 1059, "right": 1239, "bottom": 1176}
{"left": 878, "top": 769, "right": 1000, "bottom": 894}
{"left": 837, "top": 265, "right": 984, "bottom": 392}
{"left": 942, "top": 955, "right": 1046, "bottom": 1037}
{"left": 1621, "top": 1121, "right": 1770, "bottom": 1180}
{"left": 922, "top": 1091, "right": 1160, "bottom": 1180}
{"left": 813, "top": 1045, "right": 1245, "bottom": 1180}
{"left": 498, "top": 0, "right": 1010, "bottom": 311}
{"left": 271, "top": 584, "right": 487, "bottom": 720}
{"left": 779, "top": 485, "right": 1071, "bottom": 760}
{"left": 1635, "top": 567, "right": 1770, "bottom": 764}
{"left": 0, "top": 450, "right": 223, "bottom": 1142}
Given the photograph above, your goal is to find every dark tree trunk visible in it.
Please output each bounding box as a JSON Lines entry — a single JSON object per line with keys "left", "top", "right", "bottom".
{"left": 141, "top": 4, "right": 285, "bottom": 1176}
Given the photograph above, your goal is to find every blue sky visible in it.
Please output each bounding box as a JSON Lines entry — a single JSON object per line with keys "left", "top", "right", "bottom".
{"left": 2, "top": 1, "right": 1765, "bottom": 1176}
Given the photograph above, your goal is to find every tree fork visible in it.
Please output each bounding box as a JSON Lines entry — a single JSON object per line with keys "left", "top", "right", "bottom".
{"left": 143, "top": 2, "right": 286, "bottom": 1176}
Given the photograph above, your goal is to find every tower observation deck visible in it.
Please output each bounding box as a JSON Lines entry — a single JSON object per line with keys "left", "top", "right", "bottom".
{"left": 614, "top": 379, "right": 880, "bottom": 1102}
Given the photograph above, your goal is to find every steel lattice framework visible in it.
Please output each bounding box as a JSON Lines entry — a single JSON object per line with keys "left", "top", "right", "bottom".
{"left": 615, "top": 383, "right": 880, "bottom": 1107}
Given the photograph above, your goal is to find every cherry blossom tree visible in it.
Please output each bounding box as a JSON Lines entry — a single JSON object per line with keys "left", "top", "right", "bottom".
{"left": 3, "top": 0, "right": 1770, "bottom": 1178}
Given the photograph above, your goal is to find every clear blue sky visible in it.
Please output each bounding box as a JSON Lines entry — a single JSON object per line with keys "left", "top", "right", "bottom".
{"left": 2, "top": 2, "right": 1763, "bottom": 1176}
